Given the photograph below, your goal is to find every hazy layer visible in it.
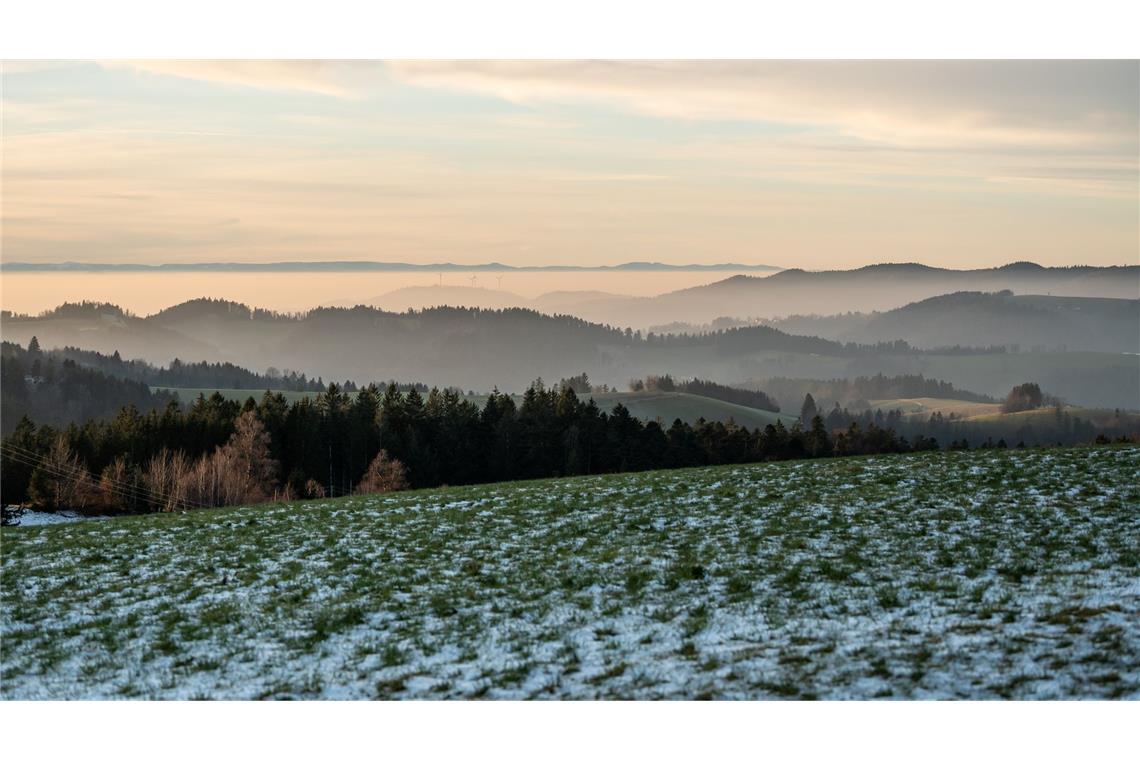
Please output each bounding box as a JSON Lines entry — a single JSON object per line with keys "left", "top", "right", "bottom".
{"left": 0, "top": 271, "right": 761, "bottom": 316}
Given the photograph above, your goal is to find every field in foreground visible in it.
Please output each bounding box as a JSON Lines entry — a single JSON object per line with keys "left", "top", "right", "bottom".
{"left": 2, "top": 447, "right": 1138, "bottom": 699}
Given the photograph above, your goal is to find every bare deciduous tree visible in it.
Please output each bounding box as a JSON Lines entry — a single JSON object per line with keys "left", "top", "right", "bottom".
{"left": 28, "top": 435, "right": 96, "bottom": 512}
{"left": 98, "top": 455, "right": 143, "bottom": 512}
{"left": 142, "top": 448, "right": 192, "bottom": 512}
{"left": 179, "top": 411, "right": 280, "bottom": 508}
{"left": 354, "top": 450, "right": 409, "bottom": 495}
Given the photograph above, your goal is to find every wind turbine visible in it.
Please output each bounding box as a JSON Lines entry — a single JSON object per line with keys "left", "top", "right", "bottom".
{"left": 469, "top": 275, "right": 478, "bottom": 288}
{"left": 496, "top": 275, "right": 504, "bottom": 290}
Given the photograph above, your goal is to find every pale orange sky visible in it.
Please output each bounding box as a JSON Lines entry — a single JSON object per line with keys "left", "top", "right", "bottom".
{"left": 2, "top": 60, "right": 1137, "bottom": 269}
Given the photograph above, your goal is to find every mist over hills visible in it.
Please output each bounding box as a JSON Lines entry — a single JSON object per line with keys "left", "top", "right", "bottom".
{"left": 325, "top": 286, "right": 629, "bottom": 314}
{"left": 425, "top": 288, "right": 1140, "bottom": 356}
{"left": 4, "top": 287, "right": 1137, "bottom": 408}
{"left": 1, "top": 260, "right": 782, "bottom": 273}
{"left": 316, "top": 262, "right": 1139, "bottom": 329}
{"left": 4, "top": 262, "right": 1134, "bottom": 409}
{"left": 570, "top": 262, "right": 1140, "bottom": 328}
{"left": 1, "top": 300, "right": 880, "bottom": 391}
{"left": 761, "top": 292, "right": 1140, "bottom": 354}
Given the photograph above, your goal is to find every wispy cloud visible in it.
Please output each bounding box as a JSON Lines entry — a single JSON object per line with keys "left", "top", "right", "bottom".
{"left": 100, "top": 60, "right": 388, "bottom": 97}
{"left": 389, "top": 61, "right": 1139, "bottom": 150}
{"left": 553, "top": 172, "right": 669, "bottom": 182}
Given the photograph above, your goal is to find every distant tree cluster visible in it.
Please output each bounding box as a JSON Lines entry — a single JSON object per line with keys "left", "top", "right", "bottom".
{"left": 646, "top": 324, "right": 918, "bottom": 357}
{"left": 1001, "top": 382, "right": 1045, "bottom": 413}
{"left": 557, "top": 373, "right": 594, "bottom": 393}
{"left": 155, "top": 358, "right": 328, "bottom": 392}
{"left": 628, "top": 374, "right": 780, "bottom": 412}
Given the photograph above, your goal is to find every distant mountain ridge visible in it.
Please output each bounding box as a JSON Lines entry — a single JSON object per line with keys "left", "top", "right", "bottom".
{"left": 691, "top": 262, "right": 1137, "bottom": 291}
{"left": 562, "top": 262, "right": 1139, "bottom": 327}
{"left": 8, "top": 261, "right": 1134, "bottom": 332}
{"left": 265, "top": 261, "right": 1140, "bottom": 331}
{"left": 0, "top": 260, "right": 783, "bottom": 273}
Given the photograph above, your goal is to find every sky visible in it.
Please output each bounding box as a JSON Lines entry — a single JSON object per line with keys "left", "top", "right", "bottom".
{"left": 1, "top": 60, "right": 1137, "bottom": 269}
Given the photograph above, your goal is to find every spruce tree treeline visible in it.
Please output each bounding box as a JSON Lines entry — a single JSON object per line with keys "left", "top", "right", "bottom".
{"left": 4, "top": 380, "right": 1134, "bottom": 516}
{"left": 2, "top": 381, "right": 927, "bottom": 514}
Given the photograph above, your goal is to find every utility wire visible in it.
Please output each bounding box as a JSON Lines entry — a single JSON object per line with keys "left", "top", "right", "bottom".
{"left": 1, "top": 441, "right": 204, "bottom": 512}
{"left": 0, "top": 445, "right": 185, "bottom": 512}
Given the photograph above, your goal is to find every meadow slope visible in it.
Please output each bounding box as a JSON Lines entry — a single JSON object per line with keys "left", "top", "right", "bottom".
{"left": 2, "top": 447, "right": 1138, "bottom": 699}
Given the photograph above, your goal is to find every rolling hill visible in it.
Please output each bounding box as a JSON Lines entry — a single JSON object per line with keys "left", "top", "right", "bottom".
{"left": 869, "top": 397, "right": 1001, "bottom": 418}
{"left": 764, "top": 292, "right": 1139, "bottom": 353}
{"left": 740, "top": 351, "right": 1138, "bottom": 410}
{"left": 4, "top": 446, "right": 1137, "bottom": 698}
{"left": 5, "top": 297, "right": 1137, "bottom": 408}
{"left": 569, "top": 391, "right": 792, "bottom": 427}
{"left": 0, "top": 298, "right": 897, "bottom": 392}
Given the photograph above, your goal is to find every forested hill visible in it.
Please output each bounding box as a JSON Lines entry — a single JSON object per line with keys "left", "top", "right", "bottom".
{"left": 2, "top": 340, "right": 330, "bottom": 392}
{"left": 1, "top": 300, "right": 917, "bottom": 392}
{"left": 761, "top": 291, "right": 1140, "bottom": 353}
{"left": 0, "top": 340, "right": 441, "bottom": 434}
{"left": 5, "top": 297, "right": 1136, "bottom": 407}
{"left": 0, "top": 342, "right": 174, "bottom": 435}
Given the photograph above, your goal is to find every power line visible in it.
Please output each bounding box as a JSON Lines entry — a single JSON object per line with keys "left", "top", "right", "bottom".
{"left": 1, "top": 451, "right": 175, "bottom": 512}
{"left": 0, "top": 445, "right": 185, "bottom": 512}
{"left": 1, "top": 441, "right": 204, "bottom": 512}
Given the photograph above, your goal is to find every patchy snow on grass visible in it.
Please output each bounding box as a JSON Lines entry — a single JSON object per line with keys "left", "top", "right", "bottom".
{"left": 6, "top": 510, "right": 107, "bottom": 527}
{"left": 2, "top": 446, "right": 1138, "bottom": 700}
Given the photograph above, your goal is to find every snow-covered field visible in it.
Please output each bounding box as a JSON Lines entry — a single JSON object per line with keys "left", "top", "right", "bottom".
{"left": 2, "top": 446, "right": 1138, "bottom": 699}
{"left": 6, "top": 510, "right": 107, "bottom": 527}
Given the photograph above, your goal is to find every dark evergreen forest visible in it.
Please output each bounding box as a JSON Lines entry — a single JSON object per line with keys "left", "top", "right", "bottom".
{"left": 4, "top": 375, "right": 1132, "bottom": 516}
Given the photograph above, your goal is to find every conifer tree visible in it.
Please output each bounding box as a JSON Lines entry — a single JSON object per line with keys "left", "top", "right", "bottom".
{"left": 800, "top": 393, "right": 818, "bottom": 424}
{"left": 807, "top": 415, "right": 831, "bottom": 457}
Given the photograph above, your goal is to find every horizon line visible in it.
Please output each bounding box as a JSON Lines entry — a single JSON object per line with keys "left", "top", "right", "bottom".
{"left": 4, "top": 260, "right": 1138, "bottom": 275}
{"left": 0, "top": 260, "right": 785, "bottom": 273}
